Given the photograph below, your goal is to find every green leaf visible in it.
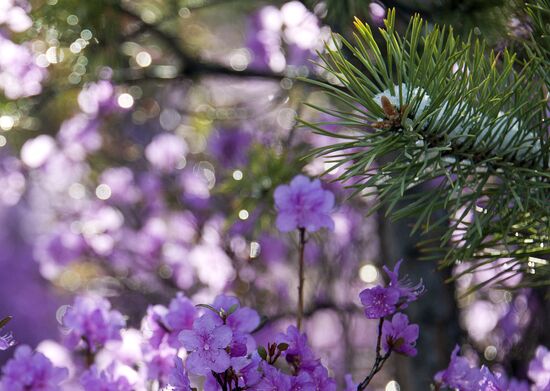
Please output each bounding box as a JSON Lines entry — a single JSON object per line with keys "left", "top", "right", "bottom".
{"left": 277, "top": 343, "right": 289, "bottom": 351}
{"left": 257, "top": 346, "right": 268, "bottom": 361}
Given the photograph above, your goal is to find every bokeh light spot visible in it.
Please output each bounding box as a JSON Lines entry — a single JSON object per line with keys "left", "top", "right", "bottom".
{"left": 95, "top": 184, "right": 112, "bottom": 200}
{"left": 233, "top": 170, "right": 243, "bottom": 181}
{"left": 359, "top": 264, "right": 378, "bottom": 283}
{"left": 117, "top": 93, "right": 134, "bottom": 109}
{"left": 136, "top": 51, "right": 152, "bottom": 68}
{"left": 385, "top": 380, "right": 400, "bottom": 391}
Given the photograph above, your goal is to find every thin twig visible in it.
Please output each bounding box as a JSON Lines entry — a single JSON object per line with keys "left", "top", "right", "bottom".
{"left": 357, "top": 318, "right": 391, "bottom": 390}
{"left": 297, "top": 227, "right": 307, "bottom": 331}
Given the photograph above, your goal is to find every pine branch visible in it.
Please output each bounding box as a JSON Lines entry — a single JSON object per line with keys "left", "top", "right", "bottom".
{"left": 303, "top": 9, "right": 550, "bottom": 289}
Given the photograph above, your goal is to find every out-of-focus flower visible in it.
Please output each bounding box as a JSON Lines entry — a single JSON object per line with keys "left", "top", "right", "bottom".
{"left": 0, "top": 35, "right": 46, "bottom": 99}
{"left": 381, "top": 313, "right": 419, "bottom": 357}
{"left": 256, "top": 361, "right": 292, "bottom": 391}
{"left": 164, "top": 357, "right": 191, "bottom": 391}
{"left": 274, "top": 175, "right": 334, "bottom": 232}
{"left": 369, "top": 2, "right": 386, "bottom": 25}
{"left": 528, "top": 345, "right": 550, "bottom": 389}
{"left": 246, "top": 1, "right": 329, "bottom": 72}
{"left": 0, "top": 0, "right": 32, "bottom": 32}
{"left": 506, "top": 377, "right": 530, "bottom": 391}
{"left": 0, "top": 345, "right": 68, "bottom": 390}
{"left": 100, "top": 167, "right": 140, "bottom": 204}
{"left": 179, "top": 315, "right": 233, "bottom": 375}
{"left": 62, "top": 295, "right": 126, "bottom": 353}
{"left": 20, "top": 135, "right": 57, "bottom": 168}
{"left": 80, "top": 362, "right": 133, "bottom": 391}
{"left": 145, "top": 133, "right": 187, "bottom": 172}
{"left": 78, "top": 80, "right": 117, "bottom": 115}
{"left": 58, "top": 114, "right": 102, "bottom": 161}
{"left": 188, "top": 244, "right": 235, "bottom": 290}
{"left": 359, "top": 285, "right": 400, "bottom": 319}
{"left": 434, "top": 345, "right": 480, "bottom": 389}
{"left": 143, "top": 343, "right": 176, "bottom": 382}
{"left": 208, "top": 128, "right": 252, "bottom": 168}
{"left": 179, "top": 169, "right": 211, "bottom": 209}
{"left": 436, "top": 345, "right": 530, "bottom": 390}
{"left": 35, "top": 227, "right": 86, "bottom": 266}
{"left": 306, "top": 365, "right": 337, "bottom": 391}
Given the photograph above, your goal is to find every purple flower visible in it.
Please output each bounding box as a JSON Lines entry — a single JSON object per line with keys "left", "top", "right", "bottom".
{"left": 144, "top": 344, "right": 178, "bottom": 383}
{"left": 434, "top": 345, "right": 479, "bottom": 390}
{"left": 0, "top": 317, "right": 15, "bottom": 351}
{"left": 383, "top": 259, "right": 425, "bottom": 306}
{"left": 140, "top": 294, "right": 197, "bottom": 349}
{"left": 477, "top": 367, "right": 506, "bottom": 391}
{"left": 506, "top": 378, "right": 530, "bottom": 391}
{"left": 80, "top": 363, "right": 133, "bottom": 391}
{"left": 0, "top": 345, "right": 68, "bottom": 390}
{"left": 204, "top": 295, "right": 260, "bottom": 357}
{"left": 276, "top": 325, "right": 318, "bottom": 372}
{"left": 163, "top": 293, "right": 198, "bottom": 347}
{"left": 0, "top": 331, "right": 15, "bottom": 351}
{"left": 166, "top": 357, "right": 192, "bottom": 391}
{"left": 274, "top": 175, "right": 334, "bottom": 232}
{"left": 290, "top": 371, "right": 315, "bottom": 390}
{"left": 232, "top": 354, "right": 262, "bottom": 388}
{"left": 528, "top": 345, "right": 550, "bottom": 389}
{"left": 359, "top": 285, "right": 400, "bottom": 319}
{"left": 145, "top": 133, "right": 187, "bottom": 172}
{"left": 62, "top": 295, "right": 126, "bottom": 353}
{"left": 179, "top": 315, "right": 233, "bottom": 375}
{"left": 256, "top": 361, "right": 292, "bottom": 391}
{"left": 208, "top": 295, "right": 261, "bottom": 334}
{"left": 307, "top": 365, "right": 337, "bottom": 391}
{"left": 381, "top": 313, "right": 419, "bottom": 357}
{"left": 143, "top": 305, "right": 170, "bottom": 349}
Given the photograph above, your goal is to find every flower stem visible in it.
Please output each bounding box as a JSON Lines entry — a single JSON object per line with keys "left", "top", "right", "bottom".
{"left": 297, "top": 227, "right": 306, "bottom": 331}
{"left": 82, "top": 337, "right": 95, "bottom": 368}
{"left": 358, "top": 318, "right": 390, "bottom": 390}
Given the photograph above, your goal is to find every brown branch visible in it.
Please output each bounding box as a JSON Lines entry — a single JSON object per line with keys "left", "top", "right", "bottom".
{"left": 111, "top": 1, "right": 286, "bottom": 81}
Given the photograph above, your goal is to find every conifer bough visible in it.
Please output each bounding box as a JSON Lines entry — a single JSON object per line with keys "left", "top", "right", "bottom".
{"left": 304, "top": 6, "right": 550, "bottom": 290}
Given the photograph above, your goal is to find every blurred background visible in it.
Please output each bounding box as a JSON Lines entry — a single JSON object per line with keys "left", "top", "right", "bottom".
{"left": 0, "top": 0, "right": 547, "bottom": 390}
